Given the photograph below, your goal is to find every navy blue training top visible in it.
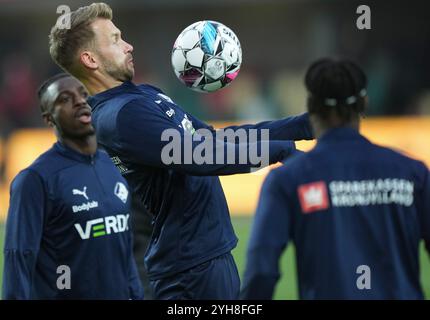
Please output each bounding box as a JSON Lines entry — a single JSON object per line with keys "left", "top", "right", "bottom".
{"left": 241, "top": 127, "right": 430, "bottom": 299}
{"left": 88, "top": 81, "right": 313, "bottom": 279}
{"left": 2, "top": 142, "right": 143, "bottom": 299}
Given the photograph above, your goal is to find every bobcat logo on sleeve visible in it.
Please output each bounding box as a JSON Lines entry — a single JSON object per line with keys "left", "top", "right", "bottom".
{"left": 114, "top": 182, "right": 128, "bottom": 203}
{"left": 181, "top": 114, "right": 196, "bottom": 135}
{"left": 298, "top": 181, "right": 330, "bottom": 214}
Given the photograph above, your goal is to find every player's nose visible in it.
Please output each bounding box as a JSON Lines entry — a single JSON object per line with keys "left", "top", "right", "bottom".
{"left": 74, "top": 93, "right": 87, "bottom": 107}
{"left": 124, "top": 41, "right": 133, "bottom": 54}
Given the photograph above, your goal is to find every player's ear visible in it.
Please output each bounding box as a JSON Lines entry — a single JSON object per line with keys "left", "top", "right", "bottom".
{"left": 363, "top": 96, "right": 369, "bottom": 112}
{"left": 357, "top": 96, "right": 368, "bottom": 119}
{"left": 42, "top": 112, "right": 55, "bottom": 128}
{"left": 80, "top": 51, "right": 98, "bottom": 70}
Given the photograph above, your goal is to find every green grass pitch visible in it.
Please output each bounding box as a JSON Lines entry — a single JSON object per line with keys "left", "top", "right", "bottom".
{"left": 0, "top": 217, "right": 429, "bottom": 299}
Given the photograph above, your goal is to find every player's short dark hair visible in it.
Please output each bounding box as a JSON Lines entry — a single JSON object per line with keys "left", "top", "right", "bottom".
{"left": 305, "top": 58, "right": 368, "bottom": 123}
{"left": 37, "top": 73, "right": 71, "bottom": 115}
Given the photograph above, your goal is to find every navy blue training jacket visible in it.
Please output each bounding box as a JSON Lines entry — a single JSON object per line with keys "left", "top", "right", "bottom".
{"left": 2, "top": 142, "right": 143, "bottom": 299}
{"left": 241, "top": 127, "right": 430, "bottom": 299}
{"left": 88, "top": 81, "right": 313, "bottom": 280}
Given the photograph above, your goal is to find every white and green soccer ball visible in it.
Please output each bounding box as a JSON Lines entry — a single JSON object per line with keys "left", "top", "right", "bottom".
{"left": 171, "top": 20, "right": 242, "bottom": 93}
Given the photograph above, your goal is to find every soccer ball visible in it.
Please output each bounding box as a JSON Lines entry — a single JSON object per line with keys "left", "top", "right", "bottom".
{"left": 171, "top": 20, "right": 242, "bottom": 93}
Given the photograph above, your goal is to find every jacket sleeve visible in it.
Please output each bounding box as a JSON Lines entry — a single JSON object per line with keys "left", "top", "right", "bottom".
{"left": 418, "top": 166, "right": 430, "bottom": 254}
{"left": 189, "top": 112, "right": 314, "bottom": 141}
{"left": 2, "top": 170, "right": 46, "bottom": 300}
{"left": 116, "top": 101, "right": 296, "bottom": 176}
{"left": 127, "top": 230, "right": 144, "bottom": 300}
{"left": 240, "top": 170, "right": 292, "bottom": 300}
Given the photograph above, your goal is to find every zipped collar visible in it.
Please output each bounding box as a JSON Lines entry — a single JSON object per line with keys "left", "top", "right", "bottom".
{"left": 54, "top": 141, "right": 99, "bottom": 164}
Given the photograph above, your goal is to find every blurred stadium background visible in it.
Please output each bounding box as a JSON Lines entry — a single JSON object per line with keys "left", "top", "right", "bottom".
{"left": 0, "top": 0, "right": 430, "bottom": 299}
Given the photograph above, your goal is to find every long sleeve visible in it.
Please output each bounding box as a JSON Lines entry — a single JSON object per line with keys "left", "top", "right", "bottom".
{"left": 2, "top": 170, "right": 46, "bottom": 300}
{"left": 116, "top": 102, "right": 296, "bottom": 176}
{"left": 240, "top": 171, "right": 291, "bottom": 300}
{"left": 127, "top": 230, "right": 144, "bottom": 300}
{"left": 189, "top": 112, "right": 314, "bottom": 142}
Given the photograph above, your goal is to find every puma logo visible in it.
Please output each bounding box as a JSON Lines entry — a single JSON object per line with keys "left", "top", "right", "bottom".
{"left": 72, "top": 186, "right": 89, "bottom": 200}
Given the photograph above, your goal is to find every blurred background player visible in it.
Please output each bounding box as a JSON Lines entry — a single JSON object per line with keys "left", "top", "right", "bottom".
{"left": 2, "top": 74, "right": 143, "bottom": 299}
{"left": 48, "top": 3, "right": 313, "bottom": 299}
{"left": 241, "top": 58, "right": 430, "bottom": 299}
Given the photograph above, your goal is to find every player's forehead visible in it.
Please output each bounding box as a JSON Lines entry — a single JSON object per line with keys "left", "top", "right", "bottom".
{"left": 44, "top": 77, "right": 86, "bottom": 105}
{"left": 91, "top": 18, "right": 121, "bottom": 38}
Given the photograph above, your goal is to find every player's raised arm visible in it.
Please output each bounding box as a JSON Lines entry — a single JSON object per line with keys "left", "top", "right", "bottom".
{"left": 114, "top": 100, "right": 297, "bottom": 176}
{"left": 188, "top": 111, "right": 314, "bottom": 142}
{"left": 240, "top": 170, "right": 292, "bottom": 299}
{"left": 2, "top": 170, "right": 45, "bottom": 300}
{"left": 140, "top": 85, "right": 314, "bottom": 142}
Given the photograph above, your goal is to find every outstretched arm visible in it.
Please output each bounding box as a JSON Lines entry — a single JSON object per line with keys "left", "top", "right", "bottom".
{"left": 116, "top": 102, "right": 297, "bottom": 176}
{"left": 188, "top": 112, "right": 314, "bottom": 141}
